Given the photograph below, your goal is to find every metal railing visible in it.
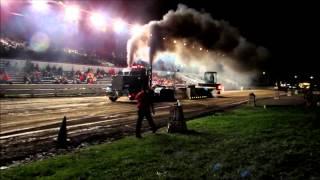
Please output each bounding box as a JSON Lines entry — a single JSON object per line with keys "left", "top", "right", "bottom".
{"left": 0, "top": 84, "right": 107, "bottom": 97}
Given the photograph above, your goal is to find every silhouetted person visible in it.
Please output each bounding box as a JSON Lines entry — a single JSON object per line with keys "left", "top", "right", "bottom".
{"left": 135, "top": 87, "right": 157, "bottom": 138}
{"left": 23, "top": 74, "right": 31, "bottom": 84}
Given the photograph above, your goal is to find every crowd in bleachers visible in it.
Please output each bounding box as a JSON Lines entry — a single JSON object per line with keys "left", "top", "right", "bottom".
{"left": 0, "top": 56, "right": 116, "bottom": 84}
{"left": 22, "top": 65, "right": 114, "bottom": 84}
{"left": 151, "top": 73, "right": 185, "bottom": 87}
{"left": 0, "top": 35, "right": 132, "bottom": 85}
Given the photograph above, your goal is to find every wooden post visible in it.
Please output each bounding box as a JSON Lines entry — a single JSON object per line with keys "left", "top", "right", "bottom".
{"left": 274, "top": 86, "right": 280, "bottom": 99}
{"left": 167, "top": 100, "right": 187, "bottom": 133}
{"left": 31, "top": 85, "right": 34, "bottom": 98}
{"left": 248, "top": 93, "right": 256, "bottom": 107}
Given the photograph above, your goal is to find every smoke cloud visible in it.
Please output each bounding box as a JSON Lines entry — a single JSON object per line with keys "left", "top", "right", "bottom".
{"left": 127, "top": 4, "right": 269, "bottom": 88}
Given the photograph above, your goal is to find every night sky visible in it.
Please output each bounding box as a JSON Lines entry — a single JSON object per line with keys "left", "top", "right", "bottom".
{"left": 121, "top": 0, "right": 319, "bottom": 78}
{"left": 1, "top": 0, "right": 319, "bottom": 79}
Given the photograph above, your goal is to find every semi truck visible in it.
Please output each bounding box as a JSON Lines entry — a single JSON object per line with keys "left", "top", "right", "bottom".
{"left": 105, "top": 65, "right": 223, "bottom": 102}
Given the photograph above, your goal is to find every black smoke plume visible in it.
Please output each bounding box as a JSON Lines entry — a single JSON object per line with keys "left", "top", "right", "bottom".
{"left": 127, "top": 4, "right": 268, "bottom": 73}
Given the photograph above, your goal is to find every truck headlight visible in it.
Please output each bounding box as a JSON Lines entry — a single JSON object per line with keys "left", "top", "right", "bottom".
{"left": 106, "top": 87, "right": 112, "bottom": 92}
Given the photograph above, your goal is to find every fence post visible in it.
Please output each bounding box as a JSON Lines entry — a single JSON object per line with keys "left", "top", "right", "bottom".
{"left": 274, "top": 86, "right": 280, "bottom": 99}
{"left": 248, "top": 93, "right": 256, "bottom": 107}
{"left": 167, "top": 100, "right": 187, "bottom": 133}
{"left": 31, "top": 85, "right": 34, "bottom": 97}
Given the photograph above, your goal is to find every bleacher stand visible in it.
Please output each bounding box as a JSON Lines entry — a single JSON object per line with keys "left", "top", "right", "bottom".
{"left": 1, "top": 37, "right": 122, "bottom": 84}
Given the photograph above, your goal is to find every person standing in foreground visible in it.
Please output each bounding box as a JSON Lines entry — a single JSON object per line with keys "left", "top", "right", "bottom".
{"left": 135, "top": 87, "right": 158, "bottom": 138}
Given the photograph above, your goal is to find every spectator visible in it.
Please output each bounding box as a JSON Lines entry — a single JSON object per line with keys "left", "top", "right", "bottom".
{"left": 135, "top": 87, "right": 158, "bottom": 138}
{"left": 0, "top": 70, "right": 10, "bottom": 84}
{"left": 23, "top": 74, "right": 31, "bottom": 84}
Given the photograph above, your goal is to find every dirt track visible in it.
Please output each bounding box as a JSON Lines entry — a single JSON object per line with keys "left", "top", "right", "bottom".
{"left": 0, "top": 89, "right": 275, "bottom": 133}
{"left": 0, "top": 89, "right": 277, "bottom": 163}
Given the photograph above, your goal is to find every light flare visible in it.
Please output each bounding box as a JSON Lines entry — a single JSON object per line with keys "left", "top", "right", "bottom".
{"left": 90, "top": 12, "right": 106, "bottom": 30}
{"left": 130, "top": 24, "right": 143, "bottom": 35}
{"left": 29, "top": 32, "right": 50, "bottom": 52}
{"left": 64, "top": 5, "right": 80, "bottom": 22}
{"left": 0, "top": 0, "right": 10, "bottom": 8}
{"left": 30, "top": 0, "right": 49, "bottom": 12}
{"left": 113, "top": 19, "right": 126, "bottom": 33}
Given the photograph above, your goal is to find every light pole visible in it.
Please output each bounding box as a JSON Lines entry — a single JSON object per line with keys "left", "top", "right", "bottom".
{"left": 262, "top": 71, "right": 266, "bottom": 86}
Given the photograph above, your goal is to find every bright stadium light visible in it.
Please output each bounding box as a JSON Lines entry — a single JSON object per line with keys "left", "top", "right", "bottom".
{"left": 90, "top": 12, "right": 106, "bottom": 30}
{"left": 113, "top": 19, "right": 126, "bottom": 33}
{"left": 0, "top": 0, "right": 10, "bottom": 7}
{"left": 64, "top": 5, "right": 80, "bottom": 22}
{"left": 30, "top": 0, "right": 49, "bottom": 12}
{"left": 130, "top": 24, "right": 143, "bottom": 35}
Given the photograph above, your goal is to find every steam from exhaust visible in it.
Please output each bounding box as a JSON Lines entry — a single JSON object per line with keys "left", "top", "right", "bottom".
{"left": 127, "top": 4, "right": 269, "bottom": 88}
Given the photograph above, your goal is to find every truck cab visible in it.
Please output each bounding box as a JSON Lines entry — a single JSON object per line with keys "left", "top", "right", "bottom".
{"left": 198, "top": 71, "right": 223, "bottom": 94}
{"left": 106, "top": 65, "right": 149, "bottom": 102}
{"left": 204, "top": 71, "right": 217, "bottom": 84}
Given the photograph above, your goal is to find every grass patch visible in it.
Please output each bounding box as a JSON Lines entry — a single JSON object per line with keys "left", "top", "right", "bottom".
{"left": 1, "top": 106, "right": 320, "bottom": 179}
